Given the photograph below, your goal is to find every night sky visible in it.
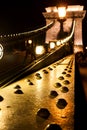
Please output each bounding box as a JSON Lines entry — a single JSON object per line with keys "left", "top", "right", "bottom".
{"left": 0, "top": 0, "right": 87, "bottom": 45}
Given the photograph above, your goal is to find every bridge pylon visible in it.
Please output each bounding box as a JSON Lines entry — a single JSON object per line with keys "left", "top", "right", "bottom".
{"left": 43, "top": 5, "right": 86, "bottom": 53}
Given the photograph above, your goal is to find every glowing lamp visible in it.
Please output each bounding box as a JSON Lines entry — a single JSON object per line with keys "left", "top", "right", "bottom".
{"left": 56, "top": 41, "right": 61, "bottom": 46}
{"left": 35, "top": 45, "right": 45, "bottom": 55}
{"left": 58, "top": 7, "right": 67, "bottom": 19}
{"left": 50, "top": 42, "right": 56, "bottom": 49}
{"left": 28, "top": 39, "right": 32, "bottom": 44}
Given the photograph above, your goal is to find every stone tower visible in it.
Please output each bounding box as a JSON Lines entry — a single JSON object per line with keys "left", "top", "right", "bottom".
{"left": 43, "top": 5, "right": 86, "bottom": 53}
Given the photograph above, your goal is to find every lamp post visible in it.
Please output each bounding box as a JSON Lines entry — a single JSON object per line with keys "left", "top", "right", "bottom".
{"left": 57, "top": 6, "right": 67, "bottom": 39}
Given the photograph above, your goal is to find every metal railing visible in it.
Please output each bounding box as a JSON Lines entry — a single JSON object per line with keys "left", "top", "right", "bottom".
{"left": 0, "top": 20, "right": 55, "bottom": 42}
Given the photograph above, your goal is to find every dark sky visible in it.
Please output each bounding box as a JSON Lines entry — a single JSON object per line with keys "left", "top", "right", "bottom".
{"left": 0, "top": 0, "right": 87, "bottom": 35}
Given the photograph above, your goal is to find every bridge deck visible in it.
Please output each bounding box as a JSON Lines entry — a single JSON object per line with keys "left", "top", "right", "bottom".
{"left": 0, "top": 54, "right": 75, "bottom": 130}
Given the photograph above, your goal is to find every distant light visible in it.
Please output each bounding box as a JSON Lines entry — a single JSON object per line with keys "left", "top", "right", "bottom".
{"left": 28, "top": 40, "right": 32, "bottom": 44}
{"left": 35, "top": 45, "right": 45, "bottom": 55}
{"left": 56, "top": 41, "right": 61, "bottom": 46}
{"left": 4, "top": 35, "right": 6, "bottom": 37}
{"left": 50, "top": 42, "right": 56, "bottom": 49}
{"left": 0, "top": 44, "right": 4, "bottom": 60}
{"left": 45, "top": 7, "right": 52, "bottom": 12}
{"left": 85, "top": 46, "right": 87, "bottom": 50}
{"left": 58, "top": 7, "right": 66, "bottom": 19}
{"left": 13, "top": 34, "right": 15, "bottom": 36}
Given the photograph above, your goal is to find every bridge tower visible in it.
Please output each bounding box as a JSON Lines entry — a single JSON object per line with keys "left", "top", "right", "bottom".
{"left": 43, "top": 5, "right": 86, "bottom": 53}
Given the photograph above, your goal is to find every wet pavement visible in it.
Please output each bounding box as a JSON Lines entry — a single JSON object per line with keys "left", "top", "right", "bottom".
{"left": 0, "top": 54, "right": 75, "bottom": 130}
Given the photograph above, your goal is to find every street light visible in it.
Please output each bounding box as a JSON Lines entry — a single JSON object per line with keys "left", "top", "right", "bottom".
{"left": 49, "top": 41, "right": 56, "bottom": 49}
{"left": 28, "top": 39, "right": 32, "bottom": 44}
{"left": 35, "top": 45, "right": 45, "bottom": 55}
{"left": 57, "top": 5, "right": 67, "bottom": 39}
{"left": 58, "top": 7, "right": 67, "bottom": 19}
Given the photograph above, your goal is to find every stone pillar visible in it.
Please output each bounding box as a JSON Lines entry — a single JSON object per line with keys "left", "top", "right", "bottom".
{"left": 74, "top": 18, "right": 83, "bottom": 53}
{"left": 45, "top": 19, "right": 60, "bottom": 43}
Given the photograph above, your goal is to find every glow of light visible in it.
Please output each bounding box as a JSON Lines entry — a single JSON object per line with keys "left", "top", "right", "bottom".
{"left": 0, "top": 44, "right": 4, "bottom": 60}
{"left": 13, "top": 34, "right": 15, "bottom": 36}
{"left": 58, "top": 7, "right": 66, "bottom": 19}
{"left": 4, "top": 35, "right": 6, "bottom": 37}
{"left": 85, "top": 46, "right": 87, "bottom": 50}
{"left": 28, "top": 39, "right": 32, "bottom": 44}
{"left": 50, "top": 42, "right": 56, "bottom": 49}
{"left": 35, "top": 45, "right": 45, "bottom": 55}
{"left": 45, "top": 7, "right": 52, "bottom": 12}
{"left": 56, "top": 41, "right": 61, "bottom": 46}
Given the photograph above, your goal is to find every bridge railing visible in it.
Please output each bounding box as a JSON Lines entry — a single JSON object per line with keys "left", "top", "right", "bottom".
{"left": 0, "top": 17, "right": 75, "bottom": 63}
{"left": 0, "top": 20, "right": 55, "bottom": 42}
{"left": 0, "top": 19, "right": 75, "bottom": 87}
